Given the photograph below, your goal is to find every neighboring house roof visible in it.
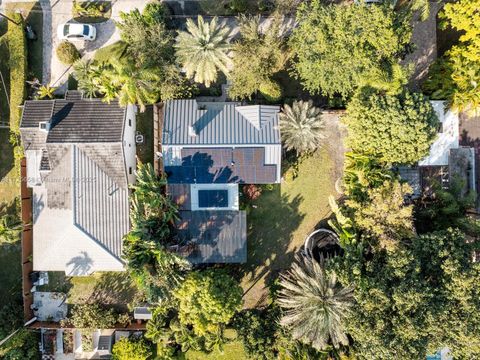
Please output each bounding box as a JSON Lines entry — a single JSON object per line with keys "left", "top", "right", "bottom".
{"left": 419, "top": 101, "right": 459, "bottom": 167}
{"left": 175, "top": 210, "right": 247, "bottom": 263}
{"left": 162, "top": 99, "right": 281, "bottom": 145}
{"left": 165, "top": 147, "right": 278, "bottom": 184}
{"left": 20, "top": 97, "right": 131, "bottom": 275}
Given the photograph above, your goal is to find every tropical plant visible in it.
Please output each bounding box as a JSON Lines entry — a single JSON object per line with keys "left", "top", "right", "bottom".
{"left": 328, "top": 196, "right": 357, "bottom": 248}
{"left": 175, "top": 16, "right": 232, "bottom": 87}
{"left": 111, "top": 337, "right": 152, "bottom": 360}
{"left": 290, "top": 0, "right": 411, "bottom": 99}
{"left": 343, "top": 90, "right": 439, "bottom": 164}
{"left": 277, "top": 254, "right": 354, "bottom": 351}
{"left": 0, "top": 329, "right": 40, "bottom": 360}
{"left": 36, "top": 84, "right": 56, "bottom": 99}
{"left": 101, "top": 60, "right": 160, "bottom": 111}
{"left": 229, "top": 14, "right": 288, "bottom": 100}
{"left": 279, "top": 100, "right": 326, "bottom": 155}
{"left": 56, "top": 41, "right": 81, "bottom": 65}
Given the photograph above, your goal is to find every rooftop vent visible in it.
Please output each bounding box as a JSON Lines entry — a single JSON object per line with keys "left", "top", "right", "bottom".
{"left": 38, "top": 121, "right": 50, "bottom": 132}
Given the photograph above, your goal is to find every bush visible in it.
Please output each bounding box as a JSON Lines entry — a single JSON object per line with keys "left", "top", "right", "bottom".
{"left": 243, "top": 184, "right": 262, "bottom": 200}
{"left": 112, "top": 337, "right": 152, "bottom": 360}
{"left": 7, "top": 12, "right": 26, "bottom": 138}
{"left": 56, "top": 41, "right": 81, "bottom": 65}
{"left": 259, "top": 80, "right": 282, "bottom": 103}
{"left": 0, "top": 329, "right": 40, "bottom": 360}
{"left": 62, "top": 303, "right": 116, "bottom": 330}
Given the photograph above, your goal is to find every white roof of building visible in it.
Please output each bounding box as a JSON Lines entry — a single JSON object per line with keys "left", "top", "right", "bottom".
{"left": 418, "top": 101, "right": 459, "bottom": 167}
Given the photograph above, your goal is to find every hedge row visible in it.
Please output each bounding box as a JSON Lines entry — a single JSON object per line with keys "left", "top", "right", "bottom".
{"left": 7, "top": 13, "right": 26, "bottom": 139}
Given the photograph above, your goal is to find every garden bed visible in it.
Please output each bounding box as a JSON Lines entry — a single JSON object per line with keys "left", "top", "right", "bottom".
{"left": 72, "top": 1, "right": 112, "bottom": 24}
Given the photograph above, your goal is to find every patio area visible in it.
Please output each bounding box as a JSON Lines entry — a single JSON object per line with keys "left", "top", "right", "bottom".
{"left": 32, "top": 292, "right": 68, "bottom": 322}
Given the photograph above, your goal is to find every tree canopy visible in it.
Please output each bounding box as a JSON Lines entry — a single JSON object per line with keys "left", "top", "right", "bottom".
{"left": 112, "top": 337, "right": 152, "bottom": 360}
{"left": 343, "top": 90, "right": 439, "bottom": 164}
{"left": 290, "top": 0, "right": 411, "bottom": 99}
{"left": 173, "top": 270, "right": 243, "bottom": 337}
{"left": 228, "top": 15, "right": 288, "bottom": 101}
{"left": 332, "top": 229, "right": 480, "bottom": 359}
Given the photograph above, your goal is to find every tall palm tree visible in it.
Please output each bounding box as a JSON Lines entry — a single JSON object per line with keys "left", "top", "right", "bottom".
{"left": 175, "top": 16, "right": 231, "bottom": 87}
{"left": 103, "top": 61, "right": 160, "bottom": 111}
{"left": 279, "top": 100, "right": 326, "bottom": 154}
{"left": 277, "top": 255, "right": 354, "bottom": 351}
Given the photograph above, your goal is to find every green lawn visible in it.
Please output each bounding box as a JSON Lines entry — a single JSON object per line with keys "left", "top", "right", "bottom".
{"left": 137, "top": 105, "right": 154, "bottom": 165}
{"left": 42, "top": 272, "right": 140, "bottom": 312}
{"left": 239, "top": 148, "right": 338, "bottom": 308}
{"left": 6, "top": 2, "right": 44, "bottom": 82}
{"left": 183, "top": 341, "right": 246, "bottom": 360}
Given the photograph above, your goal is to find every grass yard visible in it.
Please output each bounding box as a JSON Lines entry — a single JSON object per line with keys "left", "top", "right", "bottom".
{"left": 43, "top": 272, "right": 140, "bottom": 312}
{"left": 183, "top": 341, "right": 246, "bottom": 360}
{"left": 137, "top": 105, "right": 154, "bottom": 165}
{"left": 239, "top": 148, "right": 338, "bottom": 308}
{"left": 6, "top": 2, "right": 43, "bottom": 82}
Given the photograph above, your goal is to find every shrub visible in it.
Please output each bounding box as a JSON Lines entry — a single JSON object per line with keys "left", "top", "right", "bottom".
{"left": 7, "top": 12, "right": 26, "bottom": 139}
{"left": 0, "top": 329, "right": 40, "bottom": 360}
{"left": 62, "top": 303, "right": 116, "bottom": 330}
{"left": 56, "top": 41, "right": 81, "bottom": 65}
{"left": 243, "top": 184, "right": 262, "bottom": 200}
{"left": 259, "top": 80, "right": 282, "bottom": 103}
{"left": 112, "top": 337, "right": 152, "bottom": 360}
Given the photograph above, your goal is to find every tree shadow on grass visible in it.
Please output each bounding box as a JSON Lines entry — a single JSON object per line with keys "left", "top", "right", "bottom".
{"left": 230, "top": 185, "right": 305, "bottom": 306}
{"left": 87, "top": 272, "right": 138, "bottom": 312}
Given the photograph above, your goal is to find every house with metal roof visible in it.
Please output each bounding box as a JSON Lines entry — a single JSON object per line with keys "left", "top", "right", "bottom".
{"left": 162, "top": 99, "right": 282, "bottom": 264}
{"left": 20, "top": 91, "right": 137, "bottom": 276}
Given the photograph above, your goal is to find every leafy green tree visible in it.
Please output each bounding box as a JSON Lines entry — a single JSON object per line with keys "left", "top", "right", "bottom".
{"left": 333, "top": 228, "right": 480, "bottom": 359}
{"left": 173, "top": 270, "right": 243, "bottom": 337}
{"left": 343, "top": 90, "right": 439, "bottom": 164}
{"left": 346, "top": 180, "right": 414, "bottom": 251}
{"left": 63, "top": 303, "right": 116, "bottom": 330}
{"left": 423, "top": 0, "right": 480, "bottom": 114}
{"left": 277, "top": 255, "right": 354, "bottom": 351}
{"left": 0, "top": 329, "right": 40, "bottom": 360}
{"left": 175, "top": 16, "right": 232, "bottom": 87}
{"left": 279, "top": 100, "right": 326, "bottom": 155}
{"left": 234, "top": 307, "right": 280, "bottom": 360}
{"left": 117, "top": 3, "right": 173, "bottom": 69}
{"left": 229, "top": 15, "right": 288, "bottom": 100}
{"left": 290, "top": 0, "right": 411, "bottom": 99}
{"left": 112, "top": 337, "right": 152, "bottom": 360}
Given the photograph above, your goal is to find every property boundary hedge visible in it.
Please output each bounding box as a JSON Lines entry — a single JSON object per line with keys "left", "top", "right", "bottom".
{"left": 6, "top": 13, "right": 26, "bottom": 164}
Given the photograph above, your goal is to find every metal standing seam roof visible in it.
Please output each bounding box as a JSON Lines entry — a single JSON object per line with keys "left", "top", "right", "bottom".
{"left": 73, "top": 145, "right": 129, "bottom": 259}
{"left": 162, "top": 99, "right": 281, "bottom": 145}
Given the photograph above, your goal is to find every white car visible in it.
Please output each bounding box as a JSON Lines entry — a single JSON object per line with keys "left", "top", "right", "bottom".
{"left": 57, "top": 23, "right": 96, "bottom": 41}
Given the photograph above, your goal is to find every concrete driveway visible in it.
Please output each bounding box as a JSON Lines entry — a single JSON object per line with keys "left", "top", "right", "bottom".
{"left": 43, "top": 0, "right": 147, "bottom": 91}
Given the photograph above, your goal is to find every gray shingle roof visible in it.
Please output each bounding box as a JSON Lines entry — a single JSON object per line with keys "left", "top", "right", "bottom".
{"left": 21, "top": 100, "right": 54, "bottom": 128}
{"left": 48, "top": 99, "right": 125, "bottom": 143}
{"left": 162, "top": 100, "right": 281, "bottom": 145}
{"left": 175, "top": 210, "right": 247, "bottom": 263}
{"left": 73, "top": 145, "right": 129, "bottom": 259}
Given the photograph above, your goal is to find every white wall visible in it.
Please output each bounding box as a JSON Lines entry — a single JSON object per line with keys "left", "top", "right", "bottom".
{"left": 123, "top": 105, "right": 137, "bottom": 185}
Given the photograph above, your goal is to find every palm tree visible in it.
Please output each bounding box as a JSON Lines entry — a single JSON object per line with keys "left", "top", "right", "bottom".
{"left": 0, "top": 214, "right": 22, "bottom": 244}
{"left": 175, "top": 16, "right": 231, "bottom": 87}
{"left": 279, "top": 100, "right": 326, "bottom": 154}
{"left": 277, "top": 255, "right": 354, "bottom": 351}
{"left": 36, "top": 84, "right": 57, "bottom": 99}
{"left": 102, "top": 60, "right": 160, "bottom": 111}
